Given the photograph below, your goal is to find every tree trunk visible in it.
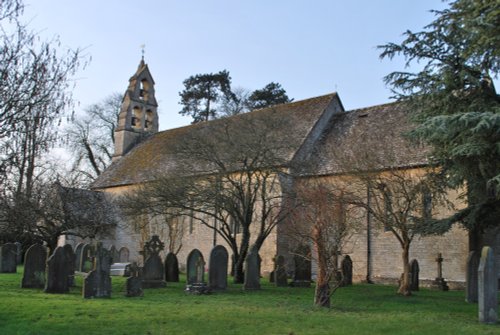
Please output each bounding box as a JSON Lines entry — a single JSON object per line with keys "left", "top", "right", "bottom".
{"left": 314, "top": 282, "right": 331, "bottom": 308}
{"left": 398, "top": 244, "right": 411, "bottom": 296}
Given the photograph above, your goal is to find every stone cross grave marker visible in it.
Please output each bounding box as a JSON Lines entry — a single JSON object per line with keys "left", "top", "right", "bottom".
{"left": 431, "top": 253, "right": 449, "bottom": 291}
{"left": 209, "top": 245, "right": 228, "bottom": 291}
{"left": 142, "top": 235, "right": 166, "bottom": 288}
{"left": 478, "top": 246, "right": 498, "bottom": 324}
{"left": 165, "top": 252, "right": 179, "bottom": 282}
{"left": 83, "top": 242, "right": 113, "bottom": 298}
{"left": 21, "top": 244, "right": 47, "bottom": 288}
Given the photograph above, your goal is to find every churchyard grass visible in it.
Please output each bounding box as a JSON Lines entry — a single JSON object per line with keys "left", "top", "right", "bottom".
{"left": 0, "top": 266, "right": 498, "bottom": 335}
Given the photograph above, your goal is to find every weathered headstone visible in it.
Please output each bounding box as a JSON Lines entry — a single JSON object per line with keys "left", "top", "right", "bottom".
{"left": 14, "top": 242, "right": 22, "bottom": 265}
{"left": 141, "top": 235, "right": 166, "bottom": 288}
{"left": 165, "top": 252, "right": 179, "bottom": 282}
{"left": 109, "top": 245, "right": 120, "bottom": 264}
{"left": 119, "top": 247, "right": 130, "bottom": 263}
{"left": 125, "top": 262, "right": 143, "bottom": 297}
{"left": 209, "top": 245, "right": 228, "bottom": 290}
{"left": 0, "top": 243, "right": 17, "bottom": 273}
{"left": 74, "top": 243, "right": 84, "bottom": 271}
{"left": 80, "top": 244, "right": 93, "bottom": 272}
{"left": 45, "top": 247, "right": 70, "bottom": 293}
{"left": 244, "top": 248, "right": 261, "bottom": 290}
{"left": 340, "top": 255, "right": 353, "bottom": 287}
{"left": 83, "top": 242, "right": 112, "bottom": 298}
{"left": 478, "top": 246, "right": 498, "bottom": 324}
{"left": 466, "top": 251, "right": 479, "bottom": 303}
{"left": 409, "top": 259, "right": 419, "bottom": 291}
{"left": 63, "top": 244, "right": 76, "bottom": 287}
{"left": 186, "top": 249, "right": 209, "bottom": 294}
{"left": 431, "top": 253, "right": 449, "bottom": 291}
{"left": 21, "top": 244, "right": 47, "bottom": 288}
{"left": 275, "top": 255, "right": 288, "bottom": 287}
{"left": 269, "top": 256, "right": 276, "bottom": 283}
{"left": 291, "top": 245, "right": 311, "bottom": 287}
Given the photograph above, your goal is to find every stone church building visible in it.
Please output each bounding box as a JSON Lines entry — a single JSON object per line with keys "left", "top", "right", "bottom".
{"left": 87, "top": 60, "right": 499, "bottom": 287}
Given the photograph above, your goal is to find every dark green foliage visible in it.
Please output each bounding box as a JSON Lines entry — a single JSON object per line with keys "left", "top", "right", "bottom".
{"left": 379, "top": 0, "right": 500, "bottom": 238}
{"left": 178, "top": 70, "right": 235, "bottom": 123}
{"left": 247, "top": 82, "right": 293, "bottom": 110}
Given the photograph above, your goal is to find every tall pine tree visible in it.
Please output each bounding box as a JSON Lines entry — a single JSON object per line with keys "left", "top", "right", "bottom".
{"left": 379, "top": 0, "right": 500, "bottom": 251}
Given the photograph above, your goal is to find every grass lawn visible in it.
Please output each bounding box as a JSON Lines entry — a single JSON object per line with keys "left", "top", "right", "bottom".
{"left": 0, "top": 266, "right": 498, "bottom": 335}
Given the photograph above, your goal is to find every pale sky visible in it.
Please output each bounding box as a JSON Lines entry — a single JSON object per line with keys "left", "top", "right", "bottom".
{"left": 24, "top": 0, "right": 447, "bottom": 131}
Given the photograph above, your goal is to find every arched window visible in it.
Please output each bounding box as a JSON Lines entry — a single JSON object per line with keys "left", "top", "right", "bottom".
{"left": 131, "top": 106, "right": 142, "bottom": 128}
{"left": 145, "top": 110, "right": 153, "bottom": 129}
{"left": 139, "top": 79, "right": 150, "bottom": 101}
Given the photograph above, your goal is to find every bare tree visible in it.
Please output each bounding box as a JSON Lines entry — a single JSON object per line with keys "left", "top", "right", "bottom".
{"left": 65, "top": 93, "right": 122, "bottom": 185}
{"left": 289, "top": 180, "right": 362, "bottom": 307}
{"left": 119, "top": 110, "right": 297, "bottom": 283}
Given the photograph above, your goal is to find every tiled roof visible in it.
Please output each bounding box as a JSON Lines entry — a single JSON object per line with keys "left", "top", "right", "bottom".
{"left": 92, "top": 93, "right": 340, "bottom": 189}
{"left": 303, "top": 102, "right": 429, "bottom": 176}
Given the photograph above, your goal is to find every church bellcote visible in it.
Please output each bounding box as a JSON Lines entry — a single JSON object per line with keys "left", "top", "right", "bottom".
{"left": 113, "top": 59, "right": 159, "bottom": 161}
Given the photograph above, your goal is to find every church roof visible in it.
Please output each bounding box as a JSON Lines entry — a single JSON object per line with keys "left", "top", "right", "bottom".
{"left": 302, "top": 102, "right": 429, "bottom": 176}
{"left": 92, "top": 93, "right": 341, "bottom": 189}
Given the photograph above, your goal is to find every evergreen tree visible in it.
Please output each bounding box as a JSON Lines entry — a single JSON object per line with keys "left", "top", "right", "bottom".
{"left": 247, "top": 82, "right": 293, "bottom": 110}
{"left": 379, "top": 0, "right": 500, "bottom": 249}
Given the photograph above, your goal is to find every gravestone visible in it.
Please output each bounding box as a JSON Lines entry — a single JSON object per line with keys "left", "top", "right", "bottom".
{"left": 74, "top": 243, "right": 84, "bottom": 271}
{"left": 21, "top": 244, "right": 47, "bottom": 288}
{"left": 291, "top": 245, "right": 311, "bottom": 287}
{"left": 80, "top": 244, "right": 93, "bottom": 272}
{"left": 409, "top": 259, "right": 419, "bottom": 291}
{"left": 141, "top": 235, "right": 166, "bottom": 288}
{"left": 109, "top": 245, "right": 120, "bottom": 264}
{"left": 83, "top": 242, "right": 112, "bottom": 298}
{"left": 165, "top": 252, "right": 179, "bottom": 282}
{"left": 119, "top": 247, "right": 130, "bottom": 263}
{"left": 125, "top": 262, "right": 143, "bottom": 297}
{"left": 269, "top": 256, "right": 276, "bottom": 283}
{"left": 45, "top": 246, "right": 70, "bottom": 293}
{"left": 186, "top": 249, "right": 209, "bottom": 294}
{"left": 466, "top": 251, "right": 479, "bottom": 303}
{"left": 14, "top": 242, "right": 22, "bottom": 264}
{"left": 244, "top": 248, "right": 261, "bottom": 290}
{"left": 209, "top": 245, "right": 228, "bottom": 291}
{"left": 431, "top": 253, "right": 449, "bottom": 291}
{"left": 341, "top": 255, "right": 353, "bottom": 287}
{"left": 63, "top": 244, "right": 76, "bottom": 287}
{"left": 274, "top": 255, "right": 288, "bottom": 287}
{"left": 0, "top": 243, "right": 17, "bottom": 273}
{"left": 478, "top": 246, "right": 498, "bottom": 324}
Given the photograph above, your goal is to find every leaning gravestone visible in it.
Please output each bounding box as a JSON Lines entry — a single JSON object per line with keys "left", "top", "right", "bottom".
{"left": 63, "top": 244, "right": 75, "bottom": 287}
{"left": 125, "top": 262, "right": 143, "bottom": 297}
{"left": 45, "top": 247, "right": 70, "bottom": 293}
{"left": 21, "top": 244, "right": 47, "bottom": 288}
{"left": 244, "top": 248, "right": 261, "bottom": 290}
{"left": 275, "top": 255, "right": 288, "bottom": 287}
{"left": 142, "top": 235, "right": 166, "bottom": 288}
{"left": 409, "top": 259, "right": 419, "bottom": 291}
{"left": 209, "top": 245, "right": 228, "bottom": 291}
{"left": 119, "top": 247, "right": 130, "bottom": 263}
{"left": 165, "top": 252, "right": 179, "bottom": 282}
{"left": 291, "top": 245, "right": 311, "bottom": 287}
{"left": 74, "top": 243, "right": 84, "bottom": 271}
{"left": 0, "top": 243, "right": 17, "bottom": 273}
{"left": 466, "top": 250, "right": 479, "bottom": 303}
{"left": 83, "top": 242, "right": 112, "bottom": 298}
{"left": 341, "top": 255, "right": 353, "bottom": 287}
{"left": 478, "top": 246, "right": 498, "bottom": 324}
{"left": 186, "top": 249, "right": 209, "bottom": 294}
